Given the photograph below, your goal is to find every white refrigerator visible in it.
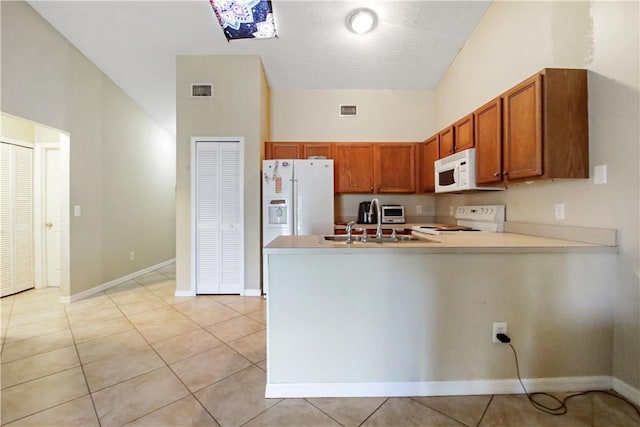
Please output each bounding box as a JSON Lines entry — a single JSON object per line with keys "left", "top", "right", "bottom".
{"left": 262, "top": 159, "right": 334, "bottom": 246}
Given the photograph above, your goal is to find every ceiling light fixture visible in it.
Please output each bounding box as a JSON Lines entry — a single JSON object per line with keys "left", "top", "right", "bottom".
{"left": 348, "top": 8, "right": 377, "bottom": 34}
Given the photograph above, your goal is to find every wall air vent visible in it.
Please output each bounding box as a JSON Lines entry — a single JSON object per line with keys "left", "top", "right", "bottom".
{"left": 191, "top": 83, "right": 213, "bottom": 98}
{"left": 339, "top": 104, "right": 358, "bottom": 117}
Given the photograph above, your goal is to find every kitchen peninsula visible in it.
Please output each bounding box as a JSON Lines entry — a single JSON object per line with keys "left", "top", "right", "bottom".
{"left": 263, "top": 228, "right": 617, "bottom": 398}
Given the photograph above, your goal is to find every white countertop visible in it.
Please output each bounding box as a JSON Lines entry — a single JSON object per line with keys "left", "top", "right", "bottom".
{"left": 264, "top": 231, "right": 617, "bottom": 254}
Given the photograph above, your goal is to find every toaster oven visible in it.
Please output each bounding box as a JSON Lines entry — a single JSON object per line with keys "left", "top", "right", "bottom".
{"left": 381, "top": 205, "right": 405, "bottom": 224}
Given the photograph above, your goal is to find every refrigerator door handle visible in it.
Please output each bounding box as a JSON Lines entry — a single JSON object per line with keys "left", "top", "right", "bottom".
{"left": 291, "top": 178, "right": 297, "bottom": 235}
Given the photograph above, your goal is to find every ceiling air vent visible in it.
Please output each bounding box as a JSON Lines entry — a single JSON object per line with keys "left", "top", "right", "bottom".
{"left": 191, "top": 83, "right": 213, "bottom": 98}
{"left": 339, "top": 104, "right": 358, "bottom": 117}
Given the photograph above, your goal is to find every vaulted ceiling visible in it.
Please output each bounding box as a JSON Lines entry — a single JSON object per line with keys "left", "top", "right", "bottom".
{"left": 29, "top": 1, "right": 491, "bottom": 135}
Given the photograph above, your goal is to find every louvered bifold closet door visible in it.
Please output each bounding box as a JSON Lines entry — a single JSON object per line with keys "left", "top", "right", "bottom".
{"left": 1, "top": 143, "right": 34, "bottom": 297}
{"left": 196, "top": 143, "right": 220, "bottom": 294}
{"left": 195, "top": 141, "right": 243, "bottom": 294}
{"left": 219, "top": 143, "right": 242, "bottom": 294}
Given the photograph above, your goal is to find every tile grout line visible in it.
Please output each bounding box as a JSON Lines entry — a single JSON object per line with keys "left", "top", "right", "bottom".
{"left": 408, "top": 397, "right": 470, "bottom": 426}
{"left": 304, "top": 398, "right": 348, "bottom": 426}
{"left": 357, "top": 397, "right": 389, "bottom": 426}
{"left": 64, "top": 300, "right": 104, "bottom": 427}
{"left": 111, "top": 281, "right": 261, "bottom": 426}
{"left": 475, "top": 394, "right": 494, "bottom": 427}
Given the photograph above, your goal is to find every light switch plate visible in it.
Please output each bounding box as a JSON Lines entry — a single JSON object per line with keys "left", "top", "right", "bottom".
{"left": 593, "top": 164, "right": 607, "bottom": 184}
{"left": 74, "top": 205, "right": 81, "bottom": 217}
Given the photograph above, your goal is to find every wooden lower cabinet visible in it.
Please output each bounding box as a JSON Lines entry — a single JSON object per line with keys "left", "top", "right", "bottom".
{"left": 419, "top": 136, "right": 439, "bottom": 193}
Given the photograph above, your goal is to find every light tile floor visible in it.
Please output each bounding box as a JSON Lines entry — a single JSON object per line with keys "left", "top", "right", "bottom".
{"left": 1, "top": 263, "right": 639, "bottom": 426}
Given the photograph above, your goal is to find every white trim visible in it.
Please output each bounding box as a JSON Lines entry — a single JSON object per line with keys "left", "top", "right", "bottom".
{"left": 33, "top": 143, "right": 61, "bottom": 290}
{"left": 265, "top": 376, "right": 613, "bottom": 398}
{"left": 0, "top": 136, "right": 35, "bottom": 149}
{"left": 613, "top": 377, "right": 640, "bottom": 406}
{"left": 243, "top": 289, "right": 262, "bottom": 297}
{"left": 174, "top": 290, "right": 195, "bottom": 297}
{"left": 59, "top": 258, "right": 175, "bottom": 303}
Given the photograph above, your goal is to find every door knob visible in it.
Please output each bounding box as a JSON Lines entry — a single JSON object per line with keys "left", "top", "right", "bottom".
{"left": 45, "top": 222, "right": 53, "bottom": 229}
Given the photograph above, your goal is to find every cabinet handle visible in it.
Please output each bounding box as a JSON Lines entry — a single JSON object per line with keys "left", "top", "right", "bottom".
{"left": 503, "top": 171, "right": 509, "bottom": 176}
{"left": 494, "top": 172, "right": 500, "bottom": 177}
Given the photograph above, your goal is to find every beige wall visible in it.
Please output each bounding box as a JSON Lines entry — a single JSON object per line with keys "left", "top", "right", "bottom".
{"left": 271, "top": 89, "right": 438, "bottom": 219}
{"left": 434, "top": 1, "right": 639, "bottom": 390}
{"left": 271, "top": 89, "right": 437, "bottom": 141}
{"left": 1, "top": 114, "right": 35, "bottom": 143}
{"left": 175, "top": 55, "right": 267, "bottom": 294}
{"left": 1, "top": 1, "right": 176, "bottom": 297}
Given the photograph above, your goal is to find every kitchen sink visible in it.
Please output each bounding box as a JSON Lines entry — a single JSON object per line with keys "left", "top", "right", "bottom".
{"left": 322, "top": 234, "right": 438, "bottom": 244}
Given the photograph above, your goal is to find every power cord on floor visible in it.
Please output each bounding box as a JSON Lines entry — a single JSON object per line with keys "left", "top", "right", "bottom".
{"left": 498, "top": 333, "right": 640, "bottom": 419}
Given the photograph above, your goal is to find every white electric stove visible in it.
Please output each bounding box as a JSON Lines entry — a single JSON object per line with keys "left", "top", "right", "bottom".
{"left": 412, "top": 205, "right": 505, "bottom": 236}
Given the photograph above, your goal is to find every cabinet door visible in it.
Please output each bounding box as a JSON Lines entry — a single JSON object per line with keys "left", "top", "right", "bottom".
{"left": 503, "top": 73, "right": 542, "bottom": 180}
{"left": 374, "top": 144, "right": 416, "bottom": 193}
{"left": 439, "top": 126, "right": 454, "bottom": 158}
{"left": 474, "top": 97, "right": 503, "bottom": 184}
{"left": 454, "top": 114, "right": 474, "bottom": 152}
{"left": 420, "top": 136, "right": 439, "bottom": 193}
{"left": 334, "top": 144, "right": 374, "bottom": 193}
{"left": 303, "top": 143, "right": 332, "bottom": 159}
{"left": 266, "top": 142, "right": 300, "bottom": 159}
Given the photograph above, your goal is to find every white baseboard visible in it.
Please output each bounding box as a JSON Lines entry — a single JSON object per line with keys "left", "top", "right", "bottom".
{"left": 243, "top": 289, "right": 262, "bottom": 297}
{"left": 265, "top": 376, "right": 613, "bottom": 398}
{"left": 613, "top": 377, "right": 640, "bottom": 406}
{"left": 59, "top": 258, "right": 176, "bottom": 304}
{"left": 174, "top": 290, "right": 195, "bottom": 297}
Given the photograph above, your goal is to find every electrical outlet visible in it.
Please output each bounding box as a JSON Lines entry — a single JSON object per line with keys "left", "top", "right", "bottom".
{"left": 416, "top": 205, "right": 423, "bottom": 214}
{"left": 449, "top": 206, "right": 454, "bottom": 215}
{"left": 129, "top": 251, "right": 136, "bottom": 261}
{"left": 492, "top": 322, "right": 507, "bottom": 343}
{"left": 554, "top": 203, "right": 565, "bottom": 220}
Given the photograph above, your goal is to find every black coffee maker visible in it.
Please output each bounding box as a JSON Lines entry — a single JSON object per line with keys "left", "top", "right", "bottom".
{"left": 357, "top": 201, "right": 378, "bottom": 224}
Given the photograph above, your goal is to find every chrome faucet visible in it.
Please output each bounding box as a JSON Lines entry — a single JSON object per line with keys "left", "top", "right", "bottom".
{"left": 369, "top": 198, "right": 383, "bottom": 240}
{"left": 346, "top": 221, "right": 355, "bottom": 244}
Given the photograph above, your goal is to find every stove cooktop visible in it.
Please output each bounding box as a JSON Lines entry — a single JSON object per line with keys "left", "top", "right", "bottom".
{"left": 412, "top": 205, "right": 506, "bottom": 235}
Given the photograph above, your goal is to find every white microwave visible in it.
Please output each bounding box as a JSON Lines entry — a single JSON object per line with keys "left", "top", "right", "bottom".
{"left": 434, "top": 148, "right": 504, "bottom": 193}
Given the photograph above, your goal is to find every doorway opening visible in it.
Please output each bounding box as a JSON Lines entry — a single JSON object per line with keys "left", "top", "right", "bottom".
{"left": 1, "top": 112, "right": 70, "bottom": 298}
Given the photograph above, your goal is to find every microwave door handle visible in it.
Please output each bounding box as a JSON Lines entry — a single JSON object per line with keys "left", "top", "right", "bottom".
{"left": 454, "top": 165, "right": 460, "bottom": 184}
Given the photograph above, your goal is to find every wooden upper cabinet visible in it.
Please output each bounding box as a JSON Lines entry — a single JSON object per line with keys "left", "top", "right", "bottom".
{"left": 265, "top": 142, "right": 334, "bottom": 160}
{"left": 334, "top": 144, "right": 374, "bottom": 193}
{"left": 439, "top": 126, "right": 454, "bottom": 158}
{"left": 420, "top": 135, "right": 439, "bottom": 193}
{"left": 503, "top": 73, "right": 542, "bottom": 180}
{"left": 265, "top": 142, "right": 301, "bottom": 159}
{"left": 453, "top": 113, "right": 474, "bottom": 152}
{"left": 474, "top": 97, "right": 503, "bottom": 184}
{"left": 503, "top": 68, "right": 588, "bottom": 181}
{"left": 373, "top": 144, "right": 416, "bottom": 193}
{"left": 303, "top": 143, "right": 333, "bottom": 159}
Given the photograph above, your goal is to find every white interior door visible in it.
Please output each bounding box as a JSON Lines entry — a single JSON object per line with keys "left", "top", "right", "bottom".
{"left": 1, "top": 143, "right": 34, "bottom": 297}
{"left": 194, "top": 139, "right": 244, "bottom": 295}
{"left": 44, "top": 148, "right": 61, "bottom": 287}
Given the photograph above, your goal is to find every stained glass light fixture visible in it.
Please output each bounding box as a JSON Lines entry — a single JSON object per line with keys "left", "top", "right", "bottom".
{"left": 209, "top": 0, "right": 277, "bottom": 41}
